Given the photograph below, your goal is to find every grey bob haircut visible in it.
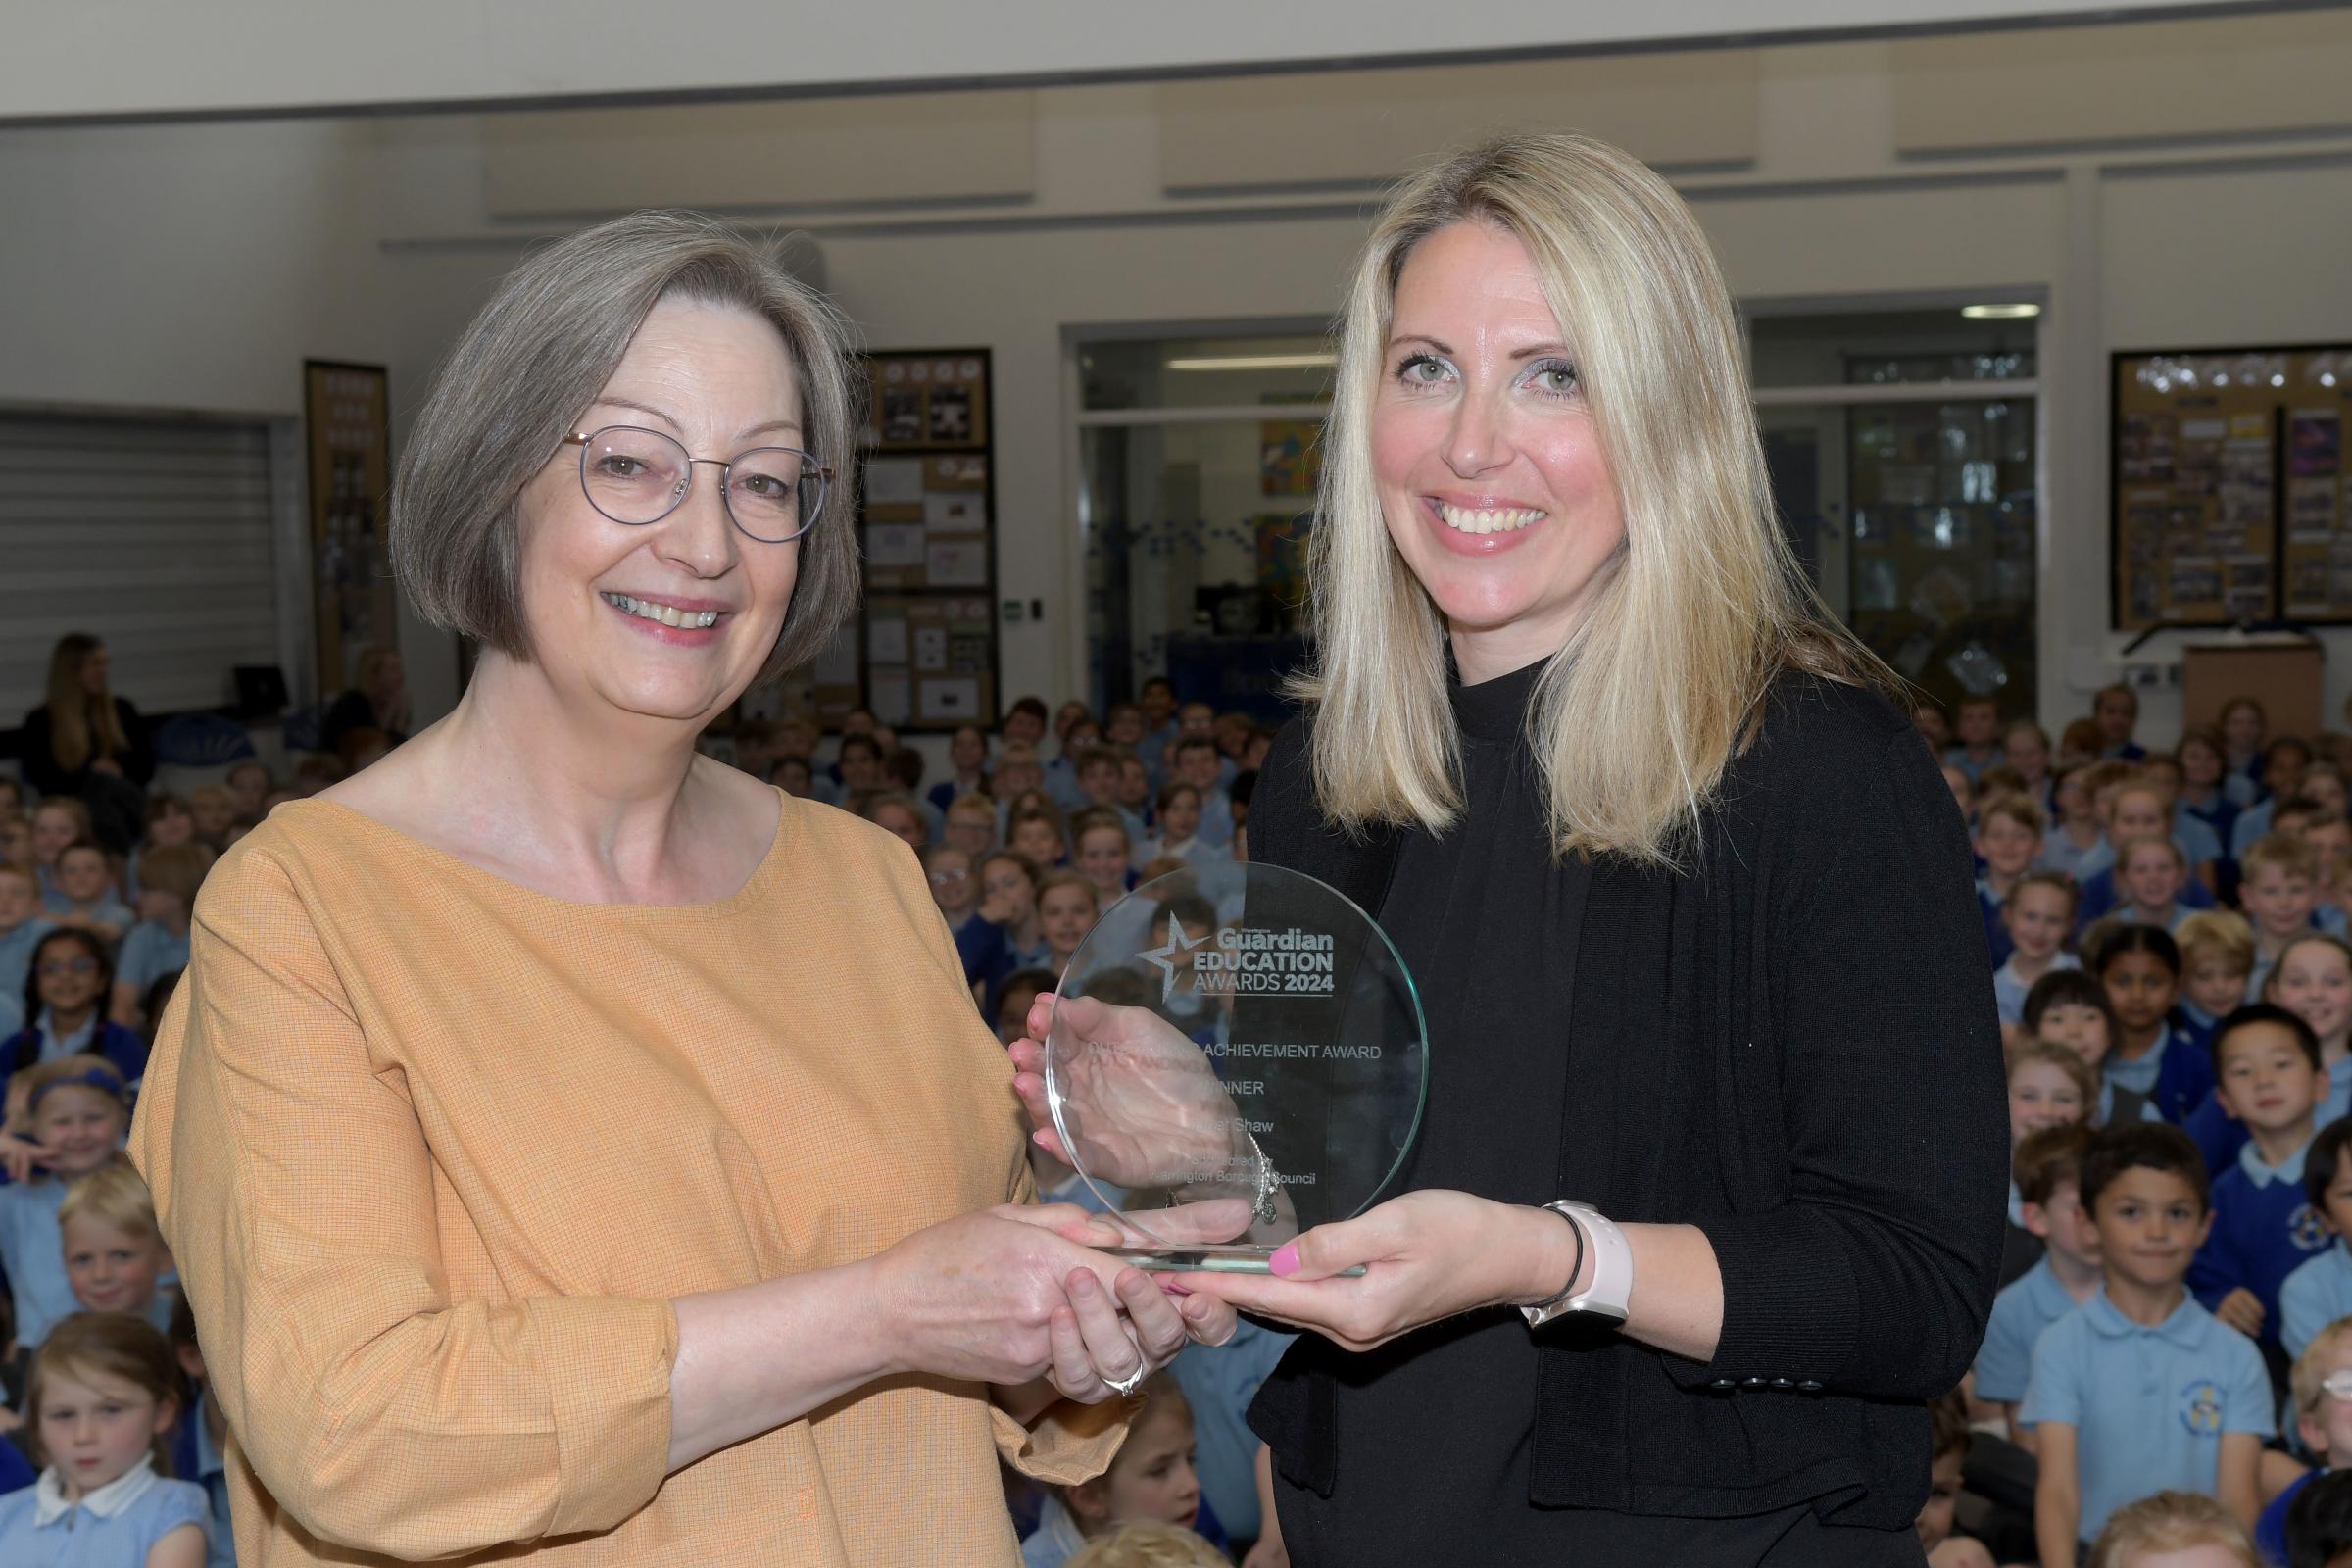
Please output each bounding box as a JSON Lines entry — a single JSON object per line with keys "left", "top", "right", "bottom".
{"left": 390, "top": 211, "right": 861, "bottom": 685}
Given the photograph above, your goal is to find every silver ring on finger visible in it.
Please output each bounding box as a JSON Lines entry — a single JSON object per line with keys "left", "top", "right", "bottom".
{"left": 1103, "top": 1366, "right": 1147, "bottom": 1397}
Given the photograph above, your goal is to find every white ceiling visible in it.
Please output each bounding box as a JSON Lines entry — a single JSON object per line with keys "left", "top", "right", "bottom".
{"left": 5, "top": 0, "right": 2284, "bottom": 123}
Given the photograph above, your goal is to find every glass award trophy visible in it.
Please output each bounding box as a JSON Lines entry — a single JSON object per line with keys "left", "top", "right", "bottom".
{"left": 1043, "top": 862, "right": 1428, "bottom": 1273}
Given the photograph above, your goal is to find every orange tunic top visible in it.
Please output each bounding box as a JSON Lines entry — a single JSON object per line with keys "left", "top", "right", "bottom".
{"left": 128, "top": 791, "right": 1124, "bottom": 1566}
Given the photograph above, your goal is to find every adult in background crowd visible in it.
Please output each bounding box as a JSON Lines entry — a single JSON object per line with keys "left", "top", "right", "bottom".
{"left": 20, "top": 632, "right": 153, "bottom": 854}
{"left": 320, "top": 642, "right": 414, "bottom": 753}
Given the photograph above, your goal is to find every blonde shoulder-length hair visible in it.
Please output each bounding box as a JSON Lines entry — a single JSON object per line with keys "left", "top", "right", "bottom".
{"left": 1297, "top": 132, "right": 1888, "bottom": 869}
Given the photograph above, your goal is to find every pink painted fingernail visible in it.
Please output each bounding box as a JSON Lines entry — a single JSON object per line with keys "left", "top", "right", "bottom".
{"left": 1160, "top": 1280, "right": 1193, "bottom": 1297}
{"left": 1269, "top": 1244, "right": 1300, "bottom": 1278}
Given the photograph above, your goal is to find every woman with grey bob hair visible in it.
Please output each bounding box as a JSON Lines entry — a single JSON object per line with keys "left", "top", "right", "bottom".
{"left": 131, "top": 212, "right": 1235, "bottom": 1567}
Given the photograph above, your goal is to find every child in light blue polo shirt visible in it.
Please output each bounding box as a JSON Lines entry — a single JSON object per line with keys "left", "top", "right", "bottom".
{"left": 1977, "top": 1124, "right": 2100, "bottom": 1441}
{"left": 2282, "top": 1119, "right": 2352, "bottom": 1361}
{"left": 2023, "top": 1122, "right": 2273, "bottom": 1563}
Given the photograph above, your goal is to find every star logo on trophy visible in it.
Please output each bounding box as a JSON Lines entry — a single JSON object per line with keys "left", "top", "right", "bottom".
{"left": 1139, "top": 912, "right": 1212, "bottom": 1004}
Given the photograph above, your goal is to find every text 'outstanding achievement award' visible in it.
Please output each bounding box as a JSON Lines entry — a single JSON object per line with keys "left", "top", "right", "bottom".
{"left": 1043, "top": 862, "right": 1428, "bottom": 1273}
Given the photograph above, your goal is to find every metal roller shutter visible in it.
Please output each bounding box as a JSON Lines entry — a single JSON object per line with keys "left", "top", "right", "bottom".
{"left": 0, "top": 410, "right": 285, "bottom": 725}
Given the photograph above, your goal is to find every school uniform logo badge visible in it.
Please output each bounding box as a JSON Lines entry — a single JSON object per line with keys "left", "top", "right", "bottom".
{"left": 2180, "top": 1380, "right": 2225, "bottom": 1436}
{"left": 2292, "top": 1203, "right": 2331, "bottom": 1251}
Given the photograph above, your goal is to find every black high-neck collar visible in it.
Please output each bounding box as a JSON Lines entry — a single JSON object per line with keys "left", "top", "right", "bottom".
{"left": 1449, "top": 651, "right": 1553, "bottom": 744}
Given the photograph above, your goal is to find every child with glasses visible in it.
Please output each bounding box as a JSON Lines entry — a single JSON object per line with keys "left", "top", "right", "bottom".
{"left": 0, "top": 1055, "right": 135, "bottom": 1348}
{"left": 4, "top": 928, "right": 148, "bottom": 1086}
{"left": 2260, "top": 1317, "right": 2352, "bottom": 1564}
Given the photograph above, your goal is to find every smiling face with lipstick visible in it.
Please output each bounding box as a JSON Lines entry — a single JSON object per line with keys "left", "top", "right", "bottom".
{"left": 1371, "top": 220, "right": 1627, "bottom": 685}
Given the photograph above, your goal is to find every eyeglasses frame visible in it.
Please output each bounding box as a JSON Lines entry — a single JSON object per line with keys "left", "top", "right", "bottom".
{"left": 564, "top": 425, "right": 834, "bottom": 544}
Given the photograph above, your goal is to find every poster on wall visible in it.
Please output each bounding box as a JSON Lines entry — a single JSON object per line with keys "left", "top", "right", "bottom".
{"left": 2111, "top": 346, "right": 2352, "bottom": 630}
{"left": 855, "top": 350, "right": 999, "bottom": 728}
{"left": 303, "top": 361, "right": 397, "bottom": 705}
{"left": 863, "top": 595, "right": 997, "bottom": 735}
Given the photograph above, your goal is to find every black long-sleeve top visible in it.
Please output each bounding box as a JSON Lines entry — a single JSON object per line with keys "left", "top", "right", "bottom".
{"left": 1246, "top": 663, "right": 2008, "bottom": 1549}
{"left": 18, "top": 698, "right": 153, "bottom": 797}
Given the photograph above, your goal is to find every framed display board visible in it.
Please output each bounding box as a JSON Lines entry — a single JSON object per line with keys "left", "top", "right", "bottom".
{"left": 858, "top": 350, "right": 998, "bottom": 729}
{"left": 302, "top": 360, "right": 396, "bottom": 701}
{"left": 2112, "top": 345, "right": 2352, "bottom": 629}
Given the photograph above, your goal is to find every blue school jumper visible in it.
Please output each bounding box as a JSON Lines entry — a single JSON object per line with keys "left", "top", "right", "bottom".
{"left": 2188, "top": 1138, "right": 2333, "bottom": 1351}
{"left": 2105, "top": 1023, "right": 2216, "bottom": 1126}
{"left": 2019, "top": 1288, "right": 2273, "bottom": 1543}
{"left": 1979, "top": 881, "right": 2014, "bottom": 968}
{"left": 2262, "top": 1469, "right": 2322, "bottom": 1567}
{"left": 2281, "top": 1243, "right": 2352, "bottom": 1361}
{"left": 2181, "top": 797, "right": 2240, "bottom": 861}
{"left": 1974, "top": 1255, "right": 2088, "bottom": 1406}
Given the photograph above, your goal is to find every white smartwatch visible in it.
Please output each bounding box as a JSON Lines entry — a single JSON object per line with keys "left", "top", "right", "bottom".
{"left": 1520, "top": 1200, "right": 1633, "bottom": 1328}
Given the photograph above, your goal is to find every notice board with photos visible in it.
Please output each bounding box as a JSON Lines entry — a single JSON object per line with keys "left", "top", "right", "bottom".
{"left": 858, "top": 349, "right": 998, "bottom": 730}
{"left": 2112, "top": 345, "right": 2352, "bottom": 630}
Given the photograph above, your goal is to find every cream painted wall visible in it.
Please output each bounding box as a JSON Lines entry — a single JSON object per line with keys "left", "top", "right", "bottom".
{"left": 9, "top": 19, "right": 2352, "bottom": 748}
{"left": 0, "top": 119, "right": 386, "bottom": 413}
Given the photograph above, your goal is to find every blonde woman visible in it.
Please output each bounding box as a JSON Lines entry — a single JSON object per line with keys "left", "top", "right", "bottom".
{"left": 131, "top": 214, "right": 1234, "bottom": 1567}
{"left": 21, "top": 633, "right": 153, "bottom": 853}
{"left": 1030, "top": 135, "right": 2008, "bottom": 1560}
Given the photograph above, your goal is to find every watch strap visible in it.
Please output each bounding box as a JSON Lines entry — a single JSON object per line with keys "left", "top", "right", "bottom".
{"left": 1520, "top": 1200, "right": 1633, "bottom": 1328}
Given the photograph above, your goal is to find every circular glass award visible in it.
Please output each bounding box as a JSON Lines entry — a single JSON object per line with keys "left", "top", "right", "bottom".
{"left": 1044, "top": 862, "right": 1428, "bottom": 1272}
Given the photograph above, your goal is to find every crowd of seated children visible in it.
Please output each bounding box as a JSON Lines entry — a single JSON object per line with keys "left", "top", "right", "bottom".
{"left": 1918, "top": 677, "right": 2352, "bottom": 1565}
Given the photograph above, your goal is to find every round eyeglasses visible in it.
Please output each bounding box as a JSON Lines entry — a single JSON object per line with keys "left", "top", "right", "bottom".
{"left": 564, "top": 425, "right": 831, "bottom": 544}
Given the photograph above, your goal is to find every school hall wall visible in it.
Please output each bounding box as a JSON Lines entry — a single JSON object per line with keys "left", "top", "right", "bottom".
{"left": 3, "top": 12, "right": 2349, "bottom": 743}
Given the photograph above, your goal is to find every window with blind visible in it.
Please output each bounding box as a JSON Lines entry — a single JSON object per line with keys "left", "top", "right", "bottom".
{"left": 0, "top": 411, "right": 288, "bottom": 730}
